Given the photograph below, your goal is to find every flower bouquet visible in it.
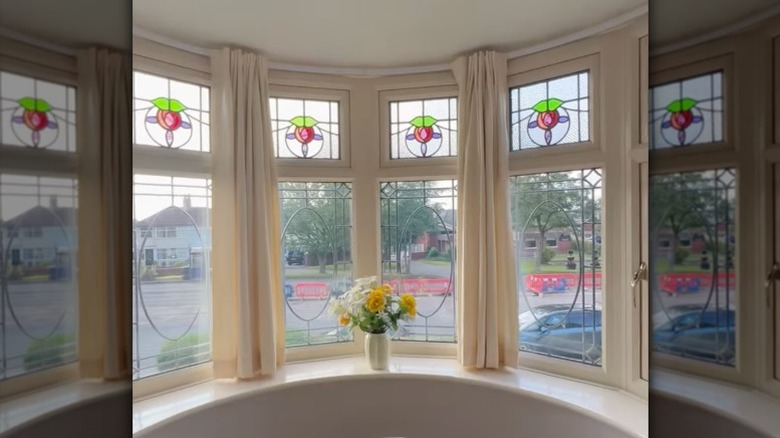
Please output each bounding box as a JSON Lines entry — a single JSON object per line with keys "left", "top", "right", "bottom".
{"left": 329, "top": 276, "right": 416, "bottom": 369}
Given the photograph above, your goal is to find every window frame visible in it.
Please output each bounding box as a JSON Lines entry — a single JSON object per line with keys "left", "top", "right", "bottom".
{"left": 131, "top": 48, "right": 215, "bottom": 398}
{"left": 379, "top": 85, "right": 460, "bottom": 168}
{"left": 0, "top": 37, "right": 83, "bottom": 398}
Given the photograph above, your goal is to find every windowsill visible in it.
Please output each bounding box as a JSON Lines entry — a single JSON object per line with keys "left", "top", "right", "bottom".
{"left": 650, "top": 368, "right": 780, "bottom": 437}
{"left": 0, "top": 378, "right": 129, "bottom": 435}
{"left": 132, "top": 355, "right": 648, "bottom": 436}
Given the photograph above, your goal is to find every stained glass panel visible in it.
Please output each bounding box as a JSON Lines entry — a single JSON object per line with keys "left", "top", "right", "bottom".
{"left": 279, "top": 182, "right": 352, "bottom": 347}
{"left": 389, "top": 97, "right": 457, "bottom": 159}
{"left": 650, "top": 168, "right": 736, "bottom": 367}
{"left": 510, "top": 169, "right": 603, "bottom": 366}
{"left": 132, "top": 175, "right": 212, "bottom": 379}
{"left": 510, "top": 71, "right": 589, "bottom": 150}
{"left": 380, "top": 180, "right": 457, "bottom": 342}
{"left": 0, "top": 71, "right": 77, "bottom": 152}
{"left": 133, "top": 72, "right": 210, "bottom": 152}
{"left": 649, "top": 72, "right": 723, "bottom": 150}
{"left": 270, "top": 98, "right": 340, "bottom": 159}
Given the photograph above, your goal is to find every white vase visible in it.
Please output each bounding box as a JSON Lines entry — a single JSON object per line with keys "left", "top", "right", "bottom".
{"left": 364, "top": 332, "right": 390, "bottom": 370}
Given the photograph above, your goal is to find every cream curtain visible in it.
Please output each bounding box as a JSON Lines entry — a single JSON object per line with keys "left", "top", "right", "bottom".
{"left": 452, "top": 51, "right": 518, "bottom": 368}
{"left": 77, "top": 47, "right": 132, "bottom": 380}
{"left": 211, "top": 48, "right": 285, "bottom": 379}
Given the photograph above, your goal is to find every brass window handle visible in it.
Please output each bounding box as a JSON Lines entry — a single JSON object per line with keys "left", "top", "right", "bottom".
{"left": 765, "top": 262, "right": 779, "bottom": 289}
{"left": 631, "top": 261, "right": 647, "bottom": 308}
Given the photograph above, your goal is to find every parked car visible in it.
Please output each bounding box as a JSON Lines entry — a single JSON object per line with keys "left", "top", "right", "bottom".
{"left": 285, "top": 250, "right": 304, "bottom": 265}
{"left": 330, "top": 279, "right": 353, "bottom": 298}
{"left": 518, "top": 304, "right": 602, "bottom": 365}
{"left": 652, "top": 307, "right": 735, "bottom": 365}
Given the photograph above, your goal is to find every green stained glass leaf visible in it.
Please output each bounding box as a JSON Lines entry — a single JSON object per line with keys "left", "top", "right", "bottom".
{"left": 409, "top": 115, "right": 437, "bottom": 128}
{"left": 18, "top": 97, "right": 52, "bottom": 112}
{"left": 532, "top": 98, "right": 564, "bottom": 113}
{"left": 151, "top": 97, "right": 187, "bottom": 112}
{"left": 290, "top": 116, "right": 318, "bottom": 127}
{"left": 666, "top": 98, "right": 697, "bottom": 112}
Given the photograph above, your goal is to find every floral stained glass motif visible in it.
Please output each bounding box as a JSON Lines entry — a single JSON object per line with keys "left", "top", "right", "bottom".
{"left": 510, "top": 71, "right": 589, "bottom": 150}
{"left": 650, "top": 72, "right": 723, "bottom": 150}
{"left": 270, "top": 98, "right": 339, "bottom": 159}
{"left": 133, "top": 72, "right": 210, "bottom": 152}
{"left": 0, "top": 71, "right": 77, "bottom": 152}
{"left": 390, "top": 98, "right": 457, "bottom": 159}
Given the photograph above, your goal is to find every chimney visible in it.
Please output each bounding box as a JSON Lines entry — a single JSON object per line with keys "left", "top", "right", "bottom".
{"left": 50, "top": 195, "right": 58, "bottom": 208}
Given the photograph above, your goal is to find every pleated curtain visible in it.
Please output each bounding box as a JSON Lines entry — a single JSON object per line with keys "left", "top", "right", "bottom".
{"left": 452, "top": 51, "right": 519, "bottom": 368}
{"left": 77, "top": 47, "right": 133, "bottom": 380}
{"left": 211, "top": 48, "right": 285, "bottom": 379}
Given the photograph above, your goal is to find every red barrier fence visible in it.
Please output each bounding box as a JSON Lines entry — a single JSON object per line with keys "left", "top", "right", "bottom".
{"left": 523, "top": 273, "right": 603, "bottom": 295}
{"left": 659, "top": 272, "right": 735, "bottom": 295}
{"left": 294, "top": 282, "right": 329, "bottom": 298}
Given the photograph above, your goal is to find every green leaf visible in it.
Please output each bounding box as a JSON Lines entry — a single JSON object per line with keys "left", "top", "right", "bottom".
{"left": 290, "top": 116, "right": 319, "bottom": 127}
{"left": 18, "top": 97, "right": 52, "bottom": 112}
{"left": 410, "top": 115, "right": 437, "bottom": 128}
{"left": 665, "top": 98, "right": 697, "bottom": 112}
{"left": 151, "top": 98, "right": 186, "bottom": 112}
{"left": 532, "top": 98, "right": 563, "bottom": 113}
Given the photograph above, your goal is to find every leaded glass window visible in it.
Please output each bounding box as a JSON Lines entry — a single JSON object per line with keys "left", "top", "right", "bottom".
{"left": 649, "top": 168, "right": 736, "bottom": 367}
{"left": 380, "top": 180, "right": 457, "bottom": 342}
{"left": 0, "top": 71, "right": 76, "bottom": 151}
{"left": 280, "top": 182, "right": 352, "bottom": 346}
{"left": 133, "top": 72, "right": 211, "bottom": 152}
{"left": 510, "top": 71, "right": 589, "bottom": 150}
{"left": 510, "top": 169, "right": 603, "bottom": 366}
{"left": 132, "top": 175, "right": 212, "bottom": 379}
{"left": 0, "top": 174, "right": 78, "bottom": 379}
{"left": 389, "top": 97, "right": 457, "bottom": 159}
{"left": 270, "top": 98, "right": 340, "bottom": 159}
{"left": 650, "top": 72, "right": 723, "bottom": 150}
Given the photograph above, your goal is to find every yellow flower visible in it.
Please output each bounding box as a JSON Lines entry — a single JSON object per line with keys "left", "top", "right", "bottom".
{"left": 400, "top": 293, "right": 416, "bottom": 316}
{"left": 366, "top": 289, "right": 387, "bottom": 313}
{"left": 377, "top": 284, "right": 392, "bottom": 295}
{"left": 338, "top": 314, "right": 350, "bottom": 326}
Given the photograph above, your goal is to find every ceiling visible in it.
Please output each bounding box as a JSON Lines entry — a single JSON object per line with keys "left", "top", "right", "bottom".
{"left": 0, "top": 1, "right": 777, "bottom": 65}
{"left": 650, "top": 0, "right": 779, "bottom": 49}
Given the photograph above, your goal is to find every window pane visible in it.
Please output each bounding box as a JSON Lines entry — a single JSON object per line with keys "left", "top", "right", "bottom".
{"left": 510, "top": 169, "right": 602, "bottom": 366}
{"left": 132, "top": 175, "right": 212, "bottom": 379}
{"left": 380, "top": 180, "right": 457, "bottom": 342}
{"left": 510, "top": 71, "right": 589, "bottom": 150}
{"left": 280, "top": 182, "right": 352, "bottom": 346}
{"left": 133, "top": 71, "right": 211, "bottom": 153}
{"left": 650, "top": 168, "right": 736, "bottom": 367}
{"left": 0, "top": 174, "right": 78, "bottom": 379}
{"left": 649, "top": 71, "right": 723, "bottom": 150}
{"left": 389, "top": 97, "right": 457, "bottom": 159}
{"left": 270, "top": 98, "right": 340, "bottom": 159}
{"left": 0, "top": 71, "right": 77, "bottom": 152}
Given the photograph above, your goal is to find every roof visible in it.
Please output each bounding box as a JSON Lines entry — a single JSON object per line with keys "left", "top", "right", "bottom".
{"left": 3, "top": 205, "right": 76, "bottom": 229}
{"left": 135, "top": 205, "right": 210, "bottom": 228}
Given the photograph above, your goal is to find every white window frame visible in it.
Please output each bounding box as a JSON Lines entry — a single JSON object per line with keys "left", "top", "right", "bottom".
{"left": 507, "top": 21, "right": 644, "bottom": 393}
{"left": 131, "top": 40, "right": 214, "bottom": 399}
{"left": 0, "top": 37, "right": 83, "bottom": 398}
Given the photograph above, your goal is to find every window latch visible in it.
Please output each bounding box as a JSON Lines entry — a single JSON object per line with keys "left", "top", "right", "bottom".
{"left": 631, "top": 261, "right": 647, "bottom": 308}
{"left": 766, "top": 262, "right": 779, "bottom": 307}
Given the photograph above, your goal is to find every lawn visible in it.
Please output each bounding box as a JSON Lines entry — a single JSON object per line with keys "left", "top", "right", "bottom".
{"left": 284, "top": 264, "right": 353, "bottom": 279}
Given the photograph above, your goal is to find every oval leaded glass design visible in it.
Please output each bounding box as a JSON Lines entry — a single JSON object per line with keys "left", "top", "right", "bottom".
{"left": 649, "top": 168, "right": 736, "bottom": 367}
{"left": 650, "top": 71, "right": 723, "bottom": 150}
{"left": 270, "top": 98, "right": 340, "bottom": 159}
{"left": 510, "top": 71, "right": 589, "bottom": 150}
{"left": 380, "top": 180, "right": 457, "bottom": 342}
{"left": 510, "top": 169, "right": 602, "bottom": 366}
{"left": 0, "top": 71, "right": 77, "bottom": 152}
{"left": 279, "top": 182, "right": 352, "bottom": 346}
{"left": 133, "top": 72, "right": 211, "bottom": 152}
{"left": 389, "top": 97, "right": 457, "bottom": 159}
{"left": 0, "top": 174, "right": 78, "bottom": 380}
{"left": 132, "top": 175, "right": 212, "bottom": 379}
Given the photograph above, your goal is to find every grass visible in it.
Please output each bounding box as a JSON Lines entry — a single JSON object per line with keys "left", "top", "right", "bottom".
{"left": 21, "top": 275, "right": 51, "bottom": 282}
{"left": 284, "top": 265, "right": 353, "bottom": 279}
{"left": 652, "top": 257, "right": 712, "bottom": 274}
{"left": 420, "top": 259, "right": 451, "bottom": 266}
{"left": 155, "top": 275, "right": 185, "bottom": 281}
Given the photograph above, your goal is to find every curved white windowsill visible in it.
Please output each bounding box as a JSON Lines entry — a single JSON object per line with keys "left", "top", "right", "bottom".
{"left": 0, "top": 379, "right": 129, "bottom": 435}
{"left": 650, "top": 369, "right": 780, "bottom": 438}
{"left": 132, "top": 356, "right": 648, "bottom": 437}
